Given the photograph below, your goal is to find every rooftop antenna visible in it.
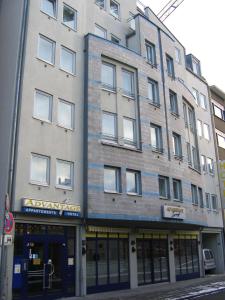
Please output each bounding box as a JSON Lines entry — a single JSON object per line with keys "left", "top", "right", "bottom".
{"left": 157, "top": 0, "right": 185, "bottom": 22}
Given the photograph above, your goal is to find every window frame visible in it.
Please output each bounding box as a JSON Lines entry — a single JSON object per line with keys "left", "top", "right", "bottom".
{"left": 166, "top": 54, "right": 175, "bottom": 78}
{"left": 187, "top": 142, "right": 192, "bottom": 166}
{"left": 197, "top": 119, "right": 203, "bottom": 137}
{"left": 38, "top": 34, "right": 55, "bottom": 65}
{"left": 146, "top": 41, "right": 157, "bottom": 67}
{"left": 213, "top": 103, "right": 224, "bottom": 119}
{"left": 211, "top": 195, "right": 218, "bottom": 211}
{"left": 33, "top": 89, "right": 53, "bottom": 123}
{"left": 102, "top": 111, "right": 117, "bottom": 142}
{"left": 104, "top": 166, "right": 121, "bottom": 193}
{"left": 192, "top": 88, "right": 199, "bottom": 105}
{"left": 207, "top": 157, "right": 214, "bottom": 175}
{"left": 30, "top": 153, "right": 50, "bottom": 186}
{"left": 158, "top": 175, "right": 170, "bottom": 199}
{"left": 217, "top": 133, "right": 225, "bottom": 149}
{"left": 191, "top": 184, "right": 198, "bottom": 206}
{"left": 150, "top": 123, "right": 163, "bottom": 153}
{"left": 173, "top": 179, "right": 182, "bottom": 202}
{"left": 123, "top": 117, "right": 136, "bottom": 147}
{"left": 126, "top": 169, "right": 141, "bottom": 195}
{"left": 110, "top": 0, "right": 120, "bottom": 19}
{"left": 169, "top": 89, "right": 179, "bottom": 116}
{"left": 199, "top": 93, "right": 207, "bottom": 110}
{"left": 111, "top": 34, "right": 120, "bottom": 44}
{"left": 56, "top": 159, "right": 74, "bottom": 189}
{"left": 148, "top": 78, "right": 160, "bottom": 106}
{"left": 203, "top": 123, "right": 210, "bottom": 141}
{"left": 201, "top": 155, "right": 207, "bottom": 173}
{"left": 198, "top": 187, "right": 204, "bottom": 208}
{"left": 57, "top": 99, "right": 75, "bottom": 130}
{"left": 60, "top": 46, "right": 76, "bottom": 75}
{"left": 95, "top": 0, "right": 105, "bottom": 9}
{"left": 122, "top": 69, "right": 135, "bottom": 98}
{"left": 172, "top": 132, "right": 182, "bottom": 159}
{"left": 205, "top": 193, "right": 211, "bottom": 209}
{"left": 95, "top": 24, "right": 107, "bottom": 38}
{"left": 41, "top": 0, "right": 57, "bottom": 18}
{"left": 101, "top": 62, "right": 116, "bottom": 91}
{"left": 175, "top": 47, "right": 181, "bottom": 64}
{"left": 62, "top": 3, "right": 77, "bottom": 31}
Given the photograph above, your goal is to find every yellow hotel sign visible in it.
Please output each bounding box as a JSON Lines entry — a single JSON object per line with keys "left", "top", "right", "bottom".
{"left": 22, "top": 198, "right": 81, "bottom": 217}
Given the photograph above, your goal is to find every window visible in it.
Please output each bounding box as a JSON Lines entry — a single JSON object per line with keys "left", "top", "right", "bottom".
{"left": 30, "top": 154, "right": 49, "bottom": 185}
{"left": 58, "top": 100, "right": 74, "bottom": 129}
{"left": 166, "top": 54, "right": 175, "bottom": 78}
{"left": 199, "top": 93, "right": 207, "bottom": 109}
{"left": 192, "top": 88, "right": 199, "bottom": 105}
{"left": 101, "top": 62, "right": 115, "bottom": 90}
{"left": 192, "top": 146, "right": 198, "bottom": 170}
{"left": 192, "top": 59, "right": 201, "bottom": 76}
{"left": 60, "top": 46, "right": 76, "bottom": 74}
{"left": 173, "top": 179, "right": 182, "bottom": 201}
{"left": 122, "top": 69, "right": 134, "bottom": 97}
{"left": 56, "top": 160, "right": 73, "bottom": 188}
{"left": 207, "top": 158, "right": 214, "bottom": 174}
{"left": 102, "top": 112, "right": 117, "bottom": 141}
{"left": 183, "top": 102, "right": 188, "bottom": 127}
{"left": 205, "top": 193, "right": 211, "bottom": 209}
{"left": 129, "top": 12, "right": 135, "bottom": 30}
{"left": 38, "top": 35, "right": 55, "bottom": 64}
{"left": 187, "top": 143, "right": 192, "bottom": 166}
{"left": 95, "top": 24, "right": 107, "bottom": 38}
{"left": 169, "top": 90, "right": 179, "bottom": 115}
{"left": 172, "top": 132, "right": 182, "bottom": 159}
{"left": 197, "top": 120, "right": 203, "bottom": 137}
{"left": 213, "top": 103, "right": 224, "bottom": 119}
{"left": 158, "top": 176, "right": 170, "bottom": 199}
{"left": 150, "top": 123, "right": 163, "bottom": 152}
{"left": 191, "top": 184, "right": 198, "bottom": 205}
{"left": 188, "top": 107, "right": 195, "bottom": 132}
{"left": 175, "top": 47, "right": 181, "bottom": 64}
{"left": 198, "top": 187, "right": 204, "bottom": 208}
{"left": 211, "top": 195, "right": 218, "bottom": 210}
{"left": 111, "top": 35, "right": 120, "bottom": 44}
{"left": 63, "top": 4, "right": 77, "bottom": 30}
{"left": 110, "top": 0, "right": 120, "bottom": 18}
{"left": 34, "top": 90, "right": 52, "bottom": 122}
{"left": 201, "top": 155, "right": 207, "bottom": 172}
{"left": 126, "top": 170, "right": 141, "bottom": 195}
{"left": 146, "top": 42, "right": 156, "bottom": 66}
{"left": 41, "top": 0, "right": 57, "bottom": 18}
{"left": 217, "top": 133, "right": 225, "bottom": 149}
{"left": 96, "top": 0, "right": 105, "bottom": 9}
{"left": 123, "top": 118, "right": 136, "bottom": 146}
{"left": 148, "top": 78, "right": 159, "bottom": 106}
{"left": 104, "top": 166, "right": 120, "bottom": 193}
{"left": 203, "top": 123, "right": 210, "bottom": 140}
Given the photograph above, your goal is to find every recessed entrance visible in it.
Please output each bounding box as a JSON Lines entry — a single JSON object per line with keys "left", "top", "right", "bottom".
{"left": 13, "top": 224, "right": 76, "bottom": 300}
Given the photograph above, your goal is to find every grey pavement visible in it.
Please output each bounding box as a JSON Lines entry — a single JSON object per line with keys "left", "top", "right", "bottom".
{"left": 59, "top": 274, "right": 225, "bottom": 300}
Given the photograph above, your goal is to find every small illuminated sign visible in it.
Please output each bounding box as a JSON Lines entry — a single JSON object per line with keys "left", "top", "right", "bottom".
{"left": 163, "top": 205, "right": 186, "bottom": 220}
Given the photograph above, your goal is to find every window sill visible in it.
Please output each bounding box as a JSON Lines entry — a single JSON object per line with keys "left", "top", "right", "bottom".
{"left": 104, "top": 191, "right": 121, "bottom": 195}
{"left": 174, "top": 155, "right": 183, "bottom": 162}
{"left": 101, "top": 86, "right": 117, "bottom": 93}
{"left": 32, "top": 116, "right": 52, "bottom": 125}
{"left": 122, "top": 94, "right": 135, "bottom": 101}
{"left": 171, "top": 112, "right": 180, "bottom": 118}
{"left": 101, "top": 140, "right": 142, "bottom": 152}
{"left": 152, "top": 148, "right": 164, "bottom": 155}
{"left": 40, "top": 10, "right": 57, "bottom": 21}
{"left": 57, "top": 124, "right": 74, "bottom": 132}
{"left": 149, "top": 101, "right": 160, "bottom": 109}
{"left": 159, "top": 196, "right": 170, "bottom": 200}
{"left": 192, "top": 203, "right": 199, "bottom": 207}
{"left": 188, "top": 165, "right": 201, "bottom": 175}
{"left": 30, "top": 181, "right": 49, "bottom": 188}
{"left": 146, "top": 61, "right": 157, "bottom": 69}
{"left": 110, "top": 13, "right": 121, "bottom": 21}
{"left": 59, "top": 68, "right": 76, "bottom": 77}
{"left": 61, "top": 22, "right": 77, "bottom": 32}
{"left": 168, "top": 74, "right": 176, "bottom": 80}
{"left": 36, "top": 57, "right": 55, "bottom": 67}
{"left": 55, "top": 185, "right": 73, "bottom": 191}
{"left": 127, "top": 193, "right": 142, "bottom": 197}
{"left": 173, "top": 199, "right": 183, "bottom": 203}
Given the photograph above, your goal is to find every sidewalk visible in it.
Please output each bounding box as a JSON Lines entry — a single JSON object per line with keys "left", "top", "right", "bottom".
{"left": 60, "top": 274, "right": 225, "bottom": 300}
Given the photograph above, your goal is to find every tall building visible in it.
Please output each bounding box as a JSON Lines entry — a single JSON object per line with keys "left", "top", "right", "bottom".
{"left": 0, "top": 1, "right": 224, "bottom": 299}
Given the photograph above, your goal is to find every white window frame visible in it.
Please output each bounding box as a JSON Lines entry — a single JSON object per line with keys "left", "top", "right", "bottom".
{"left": 123, "top": 117, "right": 136, "bottom": 147}
{"left": 30, "top": 153, "right": 50, "bottom": 186}
{"left": 207, "top": 157, "right": 214, "bottom": 175}
{"left": 56, "top": 159, "right": 74, "bottom": 189}
{"left": 126, "top": 170, "right": 141, "bottom": 195}
{"left": 199, "top": 93, "right": 207, "bottom": 110}
{"left": 60, "top": 46, "right": 76, "bottom": 75}
{"left": 158, "top": 175, "right": 170, "bottom": 199}
{"left": 38, "top": 34, "right": 55, "bottom": 65}
{"left": 41, "top": 0, "right": 57, "bottom": 18}
{"left": 172, "top": 132, "right": 182, "bottom": 159}
{"left": 150, "top": 123, "right": 163, "bottom": 153}
{"left": 148, "top": 78, "right": 159, "bottom": 106}
{"left": 63, "top": 3, "right": 77, "bottom": 31}
{"left": 110, "top": 0, "right": 120, "bottom": 19}
{"left": 102, "top": 111, "right": 117, "bottom": 141}
{"left": 203, "top": 123, "right": 210, "bottom": 141}
{"left": 33, "top": 89, "right": 53, "bottom": 122}
{"left": 146, "top": 42, "right": 156, "bottom": 66}
{"left": 197, "top": 120, "right": 203, "bottom": 137}
{"left": 57, "top": 99, "right": 75, "bottom": 130}
{"left": 201, "top": 155, "right": 207, "bottom": 173}
{"left": 122, "top": 69, "right": 135, "bottom": 98}
{"left": 192, "top": 88, "right": 199, "bottom": 105}
{"left": 101, "top": 62, "right": 116, "bottom": 91}
{"left": 95, "top": 24, "right": 107, "bottom": 38}
{"left": 104, "top": 166, "right": 120, "bottom": 193}
{"left": 217, "top": 132, "right": 225, "bottom": 149}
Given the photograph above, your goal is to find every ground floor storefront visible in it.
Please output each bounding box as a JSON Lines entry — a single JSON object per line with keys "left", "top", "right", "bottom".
{"left": 11, "top": 223, "right": 224, "bottom": 299}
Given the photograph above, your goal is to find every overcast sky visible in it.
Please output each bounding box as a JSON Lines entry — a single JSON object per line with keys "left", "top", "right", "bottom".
{"left": 141, "top": 0, "right": 225, "bottom": 90}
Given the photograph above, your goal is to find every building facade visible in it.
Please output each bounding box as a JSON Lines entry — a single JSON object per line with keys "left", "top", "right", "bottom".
{"left": 0, "top": 1, "right": 224, "bottom": 300}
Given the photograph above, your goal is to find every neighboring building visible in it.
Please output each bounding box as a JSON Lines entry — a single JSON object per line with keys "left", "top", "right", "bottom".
{"left": 210, "top": 86, "right": 225, "bottom": 160}
{"left": 0, "top": 1, "right": 224, "bottom": 300}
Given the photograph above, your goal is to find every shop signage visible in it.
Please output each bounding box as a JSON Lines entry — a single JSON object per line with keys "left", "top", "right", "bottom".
{"left": 22, "top": 198, "right": 81, "bottom": 218}
{"left": 4, "top": 234, "right": 13, "bottom": 246}
{"left": 162, "top": 205, "right": 186, "bottom": 220}
{"left": 4, "top": 211, "right": 15, "bottom": 234}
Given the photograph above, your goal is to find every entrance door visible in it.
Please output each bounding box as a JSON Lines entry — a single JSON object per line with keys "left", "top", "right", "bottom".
{"left": 25, "top": 236, "right": 66, "bottom": 300}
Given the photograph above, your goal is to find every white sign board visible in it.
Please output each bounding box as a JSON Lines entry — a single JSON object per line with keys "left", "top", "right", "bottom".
{"left": 163, "top": 205, "right": 186, "bottom": 220}
{"left": 4, "top": 235, "right": 13, "bottom": 245}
